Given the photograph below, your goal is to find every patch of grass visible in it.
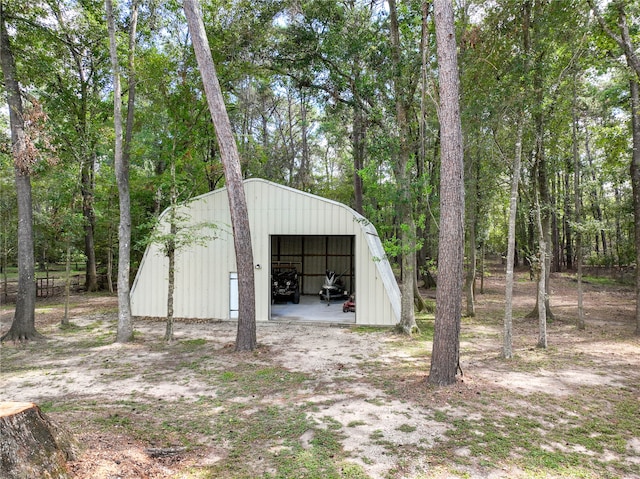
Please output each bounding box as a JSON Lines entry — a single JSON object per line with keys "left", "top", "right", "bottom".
{"left": 414, "top": 317, "right": 434, "bottom": 341}
{"left": 180, "top": 338, "right": 207, "bottom": 349}
{"left": 396, "top": 424, "right": 417, "bottom": 433}
{"left": 347, "top": 420, "right": 367, "bottom": 427}
{"left": 214, "top": 365, "right": 311, "bottom": 400}
{"left": 581, "top": 275, "right": 621, "bottom": 286}
{"left": 364, "top": 397, "right": 386, "bottom": 406}
{"left": 338, "top": 461, "right": 370, "bottom": 478}
{"left": 184, "top": 404, "right": 360, "bottom": 479}
{"left": 432, "top": 410, "right": 448, "bottom": 422}
{"left": 425, "top": 386, "right": 640, "bottom": 479}
{"left": 351, "top": 325, "right": 387, "bottom": 334}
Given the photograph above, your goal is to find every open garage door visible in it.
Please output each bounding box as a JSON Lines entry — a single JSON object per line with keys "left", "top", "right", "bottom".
{"left": 270, "top": 235, "right": 355, "bottom": 323}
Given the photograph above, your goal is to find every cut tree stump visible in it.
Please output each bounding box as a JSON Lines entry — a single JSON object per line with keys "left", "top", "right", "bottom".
{"left": 0, "top": 402, "right": 78, "bottom": 479}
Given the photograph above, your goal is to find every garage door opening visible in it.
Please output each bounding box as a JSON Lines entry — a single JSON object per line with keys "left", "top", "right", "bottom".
{"left": 270, "top": 235, "right": 355, "bottom": 323}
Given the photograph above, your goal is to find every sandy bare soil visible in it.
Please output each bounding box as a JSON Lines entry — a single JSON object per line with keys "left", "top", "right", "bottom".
{"left": 1, "top": 264, "right": 639, "bottom": 479}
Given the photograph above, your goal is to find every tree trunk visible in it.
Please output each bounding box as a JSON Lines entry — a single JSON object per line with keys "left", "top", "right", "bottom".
{"left": 0, "top": 3, "right": 40, "bottom": 342}
{"left": 80, "top": 156, "right": 99, "bottom": 292}
{"left": 0, "top": 402, "right": 77, "bottom": 479}
{"left": 573, "top": 80, "right": 585, "bottom": 331}
{"left": 388, "top": 0, "right": 417, "bottom": 335}
{"left": 630, "top": 78, "right": 640, "bottom": 335}
{"left": 551, "top": 175, "right": 561, "bottom": 272}
{"left": 184, "top": 0, "right": 256, "bottom": 351}
{"left": 464, "top": 159, "right": 479, "bottom": 318}
{"left": 63, "top": 240, "right": 71, "bottom": 326}
{"left": 106, "top": 0, "right": 133, "bottom": 343}
{"left": 165, "top": 160, "right": 177, "bottom": 343}
{"left": 503, "top": 117, "right": 524, "bottom": 359}
{"left": 429, "top": 0, "right": 465, "bottom": 386}
{"left": 564, "top": 167, "right": 573, "bottom": 270}
{"left": 590, "top": 0, "right": 640, "bottom": 334}
{"left": 535, "top": 188, "right": 548, "bottom": 349}
{"left": 165, "top": 234, "right": 176, "bottom": 342}
{"left": 534, "top": 77, "right": 554, "bottom": 321}
{"left": 352, "top": 101, "right": 365, "bottom": 215}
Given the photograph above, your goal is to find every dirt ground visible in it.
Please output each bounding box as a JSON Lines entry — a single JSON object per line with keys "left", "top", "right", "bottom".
{"left": 1, "top": 264, "right": 639, "bottom": 479}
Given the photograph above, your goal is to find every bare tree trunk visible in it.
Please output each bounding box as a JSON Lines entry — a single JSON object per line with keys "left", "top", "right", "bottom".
{"left": 429, "top": 0, "right": 465, "bottom": 386}
{"left": 184, "top": 0, "right": 256, "bottom": 351}
{"left": 630, "top": 78, "right": 640, "bottom": 335}
{"left": 165, "top": 159, "right": 177, "bottom": 342}
{"left": 123, "top": 0, "right": 138, "bottom": 176}
{"left": 81, "top": 156, "right": 99, "bottom": 292}
{"left": 534, "top": 84, "right": 554, "bottom": 321}
{"left": 464, "top": 160, "right": 478, "bottom": 318}
{"left": 63, "top": 240, "right": 71, "bottom": 326}
{"left": 2, "top": 232, "right": 8, "bottom": 303}
{"left": 388, "top": 0, "right": 418, "bottom": 335}
{"left": 298, "top": 91, "right": 310, "bottom": 189}
{"left": 564, "top": 167, "right": 573, "bottom": 270}
{"left": 503, "top": 118, "right": 524, "bottom": 359}
{"left": 573, "top": 79, "right": 585, "bottom": 331}
{"left": 352, "top": 102, "right": 365, "bottom": 215}
{"left": 534, "top": 187, "right": 548, "bottom": 349}
{"left": 0, "top": 3, "right": 40, "bottom": 342}
{"left": 106, "top": 0, "right": 133, "bottom": 343}
{"left": 106, "top": 242, "right": 114, "bottom": 294}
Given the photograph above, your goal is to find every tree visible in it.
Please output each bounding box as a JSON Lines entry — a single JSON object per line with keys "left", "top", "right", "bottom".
{"left": 106, "top": 0, "right": 133, "bottom": 342}
{"left": 388, "top": 0, "right": 418, "bottom": 335}
{"left": 46, "top": 0, "right": 106, "bottom": 293}
{"left": 589, "top": 0, "right": 640, "bottom": 335}
{"left": 183, "top": 0, "right": 257, "bottom": 351}
{"left": 503, "top": 117, "right": 525, "bottom": 358}
{"left": 0, "top": 1, "right": 41, "bottom": 341}
{"left": 572, "top": 74, "right": 585, "bottom": 331}
{"left": 428, "top": 0, "right": 465, "bottom": 386}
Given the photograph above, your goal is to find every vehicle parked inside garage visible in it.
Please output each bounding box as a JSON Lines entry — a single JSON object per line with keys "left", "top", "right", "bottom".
{"left": 271, "top": 263, "right": 301, "bottom": 304}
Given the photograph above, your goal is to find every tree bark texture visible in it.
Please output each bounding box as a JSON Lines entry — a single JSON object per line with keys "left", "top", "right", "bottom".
{"left": 352, "top": 102, "right": 365, "bottom": 215}
{"left": 0, "top": 3, "right": 40, "bottom": 342}
{"left": 106, "top": 0, "right": 133, "bottom": 342}
{"left": 183, "top": 0, "right": 257, "bottom": 351}
{"left": 630, "top": 78, "right": 640, "bottom": 335}
{"left": 165, "top": 160, "right": 177, "bottom": 342}
{"left": 0, "top": 402, "right": 77, "bottom": 479}
{"left": 429, "top": 0, "right": 465, "bottom": 386}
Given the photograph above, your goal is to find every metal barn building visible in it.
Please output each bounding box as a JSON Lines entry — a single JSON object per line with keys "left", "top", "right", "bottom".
{"left": 130, "top": 178, "right": 400, "bottom": 326}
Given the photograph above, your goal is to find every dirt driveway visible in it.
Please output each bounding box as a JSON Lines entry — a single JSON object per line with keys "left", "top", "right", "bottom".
{"left": 1, "top": 265, "right": 639, "bottom": 478}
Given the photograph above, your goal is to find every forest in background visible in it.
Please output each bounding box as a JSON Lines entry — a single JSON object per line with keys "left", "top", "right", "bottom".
{"left": 0, "top": 0, "right": 638, "bottom": 311}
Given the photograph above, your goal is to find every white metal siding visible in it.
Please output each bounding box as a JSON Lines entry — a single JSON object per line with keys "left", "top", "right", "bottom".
{"left": 130, "top": 178, "right": 400, "bottom": 325}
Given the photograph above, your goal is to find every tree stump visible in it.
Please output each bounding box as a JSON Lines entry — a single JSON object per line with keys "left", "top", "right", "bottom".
{"left": 0, "top": 402, "right": 78, "bottom": 479}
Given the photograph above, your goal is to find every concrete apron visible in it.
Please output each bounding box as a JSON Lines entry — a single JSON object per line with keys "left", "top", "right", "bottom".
{"left": 270, "top": 294, "right": 355, "bottom": 325}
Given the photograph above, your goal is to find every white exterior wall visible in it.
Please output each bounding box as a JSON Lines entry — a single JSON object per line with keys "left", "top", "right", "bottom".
{"left": 130, "top": 179, "right": 400, "bottom": 326}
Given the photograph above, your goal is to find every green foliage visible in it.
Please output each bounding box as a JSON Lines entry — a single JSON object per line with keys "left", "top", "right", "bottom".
{"left": 138, "top": 208, "right": 219, "bottom": 258}
{"left": 1, "top": 0, "right": 637, "bottom": 298}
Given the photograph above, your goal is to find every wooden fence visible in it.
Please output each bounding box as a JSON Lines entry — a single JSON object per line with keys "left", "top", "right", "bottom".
{"left": 1, "top": 274, "right": 86, "bottom": 301}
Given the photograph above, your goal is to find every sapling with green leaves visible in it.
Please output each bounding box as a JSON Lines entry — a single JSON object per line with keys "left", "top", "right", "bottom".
{"left": 142, "top": 187, "right": 218, "bottom": 342}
